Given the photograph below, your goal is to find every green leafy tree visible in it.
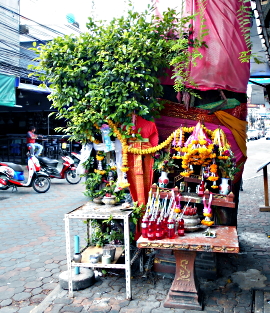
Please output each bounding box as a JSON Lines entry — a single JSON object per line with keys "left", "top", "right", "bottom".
{"left": 29, "top": 5, "right": 204, "bottom": 142}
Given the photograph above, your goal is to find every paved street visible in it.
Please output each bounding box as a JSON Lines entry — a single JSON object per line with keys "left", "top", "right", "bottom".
{"left": 1, "top": 147, "right": 270, "bottom": 312}
{"left": 0, "top": 179, "right": 88, "bottom": 313}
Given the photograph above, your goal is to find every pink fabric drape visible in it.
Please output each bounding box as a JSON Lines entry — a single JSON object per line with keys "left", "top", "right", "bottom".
{"left": 155, "top": 0, "right": 250, "bottom": 93}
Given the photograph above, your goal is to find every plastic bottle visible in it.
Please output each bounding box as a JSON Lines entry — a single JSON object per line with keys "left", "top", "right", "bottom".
{"left": 147, "top": 217, "right": 156, "bottom": 241}
{"left": 141, "top": 214, "right": 149, "bottom": 238}
{"left": 167, "top": 217, "right": 175, "bottom": 239}
{"left": 177, "top": 218, "right": 185, "bottom": 236}
{"left": 198, "top": 180, "right": 205, "bottom": 197}
{"left": 162, "top": 213, "right": 169, "bottom": 239}
{"left": 155, "top": 218, "right": 163, "bottom": 240}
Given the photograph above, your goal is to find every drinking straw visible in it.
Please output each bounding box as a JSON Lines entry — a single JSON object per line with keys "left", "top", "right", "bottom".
{"left": 179, "top": 199, "right": 191, "bottom": 219}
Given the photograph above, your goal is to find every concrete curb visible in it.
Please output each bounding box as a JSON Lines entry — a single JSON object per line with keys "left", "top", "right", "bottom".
{"left": 30, "top": 285, "right": 67, "bottom": 313}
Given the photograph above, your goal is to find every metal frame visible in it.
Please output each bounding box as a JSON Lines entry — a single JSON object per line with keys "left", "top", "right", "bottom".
{"left": 64, "top": 203, "right": 132, "bottom": 300}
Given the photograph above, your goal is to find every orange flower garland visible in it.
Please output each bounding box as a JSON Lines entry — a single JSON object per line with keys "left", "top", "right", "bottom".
{"left": 107, "top": 120, "right": 218, "bottom": 175}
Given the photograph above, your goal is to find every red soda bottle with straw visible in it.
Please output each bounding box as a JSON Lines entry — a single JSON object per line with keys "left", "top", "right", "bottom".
{"left": 155, "top": 218, "right": 163, "bottom": 240}
{"left": 147, "top": 217, "right": 156, "bottom": 241}
{"left": 177, "top": 218, "right": 185, "bottom": 236}
{"left": 167, "top": 215, "right": 175, "bottom": 239}
{"left": 141, "top": 213, "right": 149, "bottom": 238}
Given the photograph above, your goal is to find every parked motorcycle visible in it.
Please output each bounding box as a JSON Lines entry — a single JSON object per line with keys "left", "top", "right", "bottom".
{"left": 0, "top": 154, "right": 51, "bottom": 193}
{"left": 37, "top": 155, "right": 81, "bottom": 184}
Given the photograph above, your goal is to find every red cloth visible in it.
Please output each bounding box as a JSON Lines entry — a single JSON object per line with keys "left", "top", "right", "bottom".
{"left": 126, "top": 116, "right": 159, "bottom": 240}
{"left": 136, "top": 116, "right": 159, "bottom": 147}
{"left": 127, "top": 116, "right": 159, "bottom": 205}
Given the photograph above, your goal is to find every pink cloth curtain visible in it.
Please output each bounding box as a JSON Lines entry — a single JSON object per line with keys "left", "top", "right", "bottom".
{"left": 155, "top": 0, "right": 250, "bottom": 93}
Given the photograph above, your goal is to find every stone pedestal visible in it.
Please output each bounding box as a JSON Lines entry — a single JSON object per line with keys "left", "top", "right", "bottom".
{"left": 164, "top": 250, "right": 202, "bottom": 310}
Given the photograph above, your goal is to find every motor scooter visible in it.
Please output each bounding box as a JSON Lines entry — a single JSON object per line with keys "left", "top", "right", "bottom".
{"left": 0, "top": 153, "right": 51, "bottom": 193}
{"left": 37, "top": 155, "right": 81, "bottom": 184}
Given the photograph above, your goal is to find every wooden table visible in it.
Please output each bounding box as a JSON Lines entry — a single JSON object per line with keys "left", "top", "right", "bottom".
{"left": 137, "top": 226, "right": 239, "bottom": 310}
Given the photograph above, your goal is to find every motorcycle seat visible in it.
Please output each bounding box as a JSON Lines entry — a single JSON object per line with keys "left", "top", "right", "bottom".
{"left": 37, "top": 156, "right": 59, "bottom": 165}
{"left": 1, "top": 162, "right": 24, "bottom": 172}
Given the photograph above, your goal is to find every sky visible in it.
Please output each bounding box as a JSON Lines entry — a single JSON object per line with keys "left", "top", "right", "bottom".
{"left": 20, "top": 0, "right": 184, "bottom": 31}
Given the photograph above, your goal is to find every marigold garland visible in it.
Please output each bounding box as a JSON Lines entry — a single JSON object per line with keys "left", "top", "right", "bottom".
{"left": 107, "top": 119, "right": 215, "bottom": 173}
{"left": 207, "top": 176, "right": 219, "bottom": 182}
{"left": 201, "top": 220, "right": 215, "bottom": 226}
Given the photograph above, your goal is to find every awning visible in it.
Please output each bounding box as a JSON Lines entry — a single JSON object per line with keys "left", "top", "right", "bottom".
{"left": 249, "top": 78, "right": 270, "bottom": 84}
{"left": 17, "top": 82, "right": 52, "bottom": 94}
{"left": 0, "top": 73, "right": 16, "bottom": 107}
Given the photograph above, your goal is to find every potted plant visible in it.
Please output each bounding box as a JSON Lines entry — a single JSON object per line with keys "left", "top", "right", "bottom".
{"left": 90, "top": 217, "right": 124, "bottom": 248}
{"left": 101, "top": 180, "right": 128, "bottom": 205}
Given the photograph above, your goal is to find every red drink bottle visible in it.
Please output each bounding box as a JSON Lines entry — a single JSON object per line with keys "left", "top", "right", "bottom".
{"left": 147, "top": 217, "right": 156, "bottom": 241}
{"left": 141, "top": 214, "right": 149, "bottom": 238}
{"left": 162, "top": 213, "right": 168, "bottom": 239}
{"left": 198, "top": 180, "right": 205, "bottom": 197}
{"left": 177, "top": 218, "right": 185, "bottom": 236}
{"left": 167, "top": 218, "right": 175, "bottom": 239}
{"left": 155, "top": 218, "right": 163, "bottom": 240}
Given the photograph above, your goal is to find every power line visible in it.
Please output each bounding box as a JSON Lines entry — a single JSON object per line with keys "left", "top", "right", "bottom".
{"left": 0, "top": 3, "right": 82, "bottom": 78}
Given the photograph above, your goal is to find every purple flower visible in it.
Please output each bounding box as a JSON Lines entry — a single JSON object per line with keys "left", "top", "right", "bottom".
{"left": 154, "top": 154, "right": 161, "bottom": 159}
{"left": 164, "top": 160, "right": 168, "bottom": 164}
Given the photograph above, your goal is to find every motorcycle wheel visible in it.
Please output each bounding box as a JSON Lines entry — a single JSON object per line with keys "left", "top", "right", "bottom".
{"left": 32, "top": 177, "right": 51, "bottom": 193}
{"left": 65, "top": 169, "right": 81, "bottom": 184}
{"left": 0, "top": 175, "right": 9, "bottom": 190}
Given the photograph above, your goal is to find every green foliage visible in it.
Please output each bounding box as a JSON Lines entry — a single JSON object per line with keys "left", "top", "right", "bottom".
{"left": 90, "top": 219, "right": 124, "bottom": 247}
{"left": 29, "top": 5, "right": 207, "bottom": 142}
{"left": 84, "top": 172, "right": 103, "bottom": 199}
{"left": 153, "top": 150, "right": 179, "bottom": 173}
{"left": 130, "top": 201, "right": 145, "bottom": 225}
{"left": 237, "top": 0, "right": 253, "bottom": 63}
{"left": 216, "top": 150, "right": 242, "bottom": 181}
{"left": 169, "top": 0, "right": 208, "bottom": 97}
{"left": 82, "top": 156, "right": 95, "bottom": 175}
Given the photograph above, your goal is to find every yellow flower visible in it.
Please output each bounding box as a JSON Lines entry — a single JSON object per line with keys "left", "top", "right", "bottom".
{"left": 119, "top": 182, "right": 130, "bottom": 188}
{"left": 207, "top": 176, "right": 219, "bottom": 181}
{"left": 94, "top": 169, "right": 106, "bottom": 175}
{"left": 96, "top": 156, "right": 104, "bottom": 161}
{"left": 203, "top": 213, "right": 213, "bottom": 217}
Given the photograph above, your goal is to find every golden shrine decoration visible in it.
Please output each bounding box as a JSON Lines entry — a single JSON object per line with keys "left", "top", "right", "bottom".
{"left": 105, "top": 120, "right": 232, "bottom": 176}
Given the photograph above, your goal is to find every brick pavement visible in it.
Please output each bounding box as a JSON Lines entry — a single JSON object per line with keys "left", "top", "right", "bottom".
{"left": 0, "top": 173, "right": 270, "bottom": 312}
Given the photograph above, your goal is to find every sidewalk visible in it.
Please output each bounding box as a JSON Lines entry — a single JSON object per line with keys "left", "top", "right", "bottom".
{"left": 0, "top": 174, "right": 270, "bottom": 313}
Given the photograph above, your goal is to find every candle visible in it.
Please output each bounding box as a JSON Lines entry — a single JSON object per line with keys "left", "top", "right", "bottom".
{"left": 74, "top": 235, "right": 80, "bottom": 253}
{"left": 74, "top": 235, "right": 80, "bottom": 274}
